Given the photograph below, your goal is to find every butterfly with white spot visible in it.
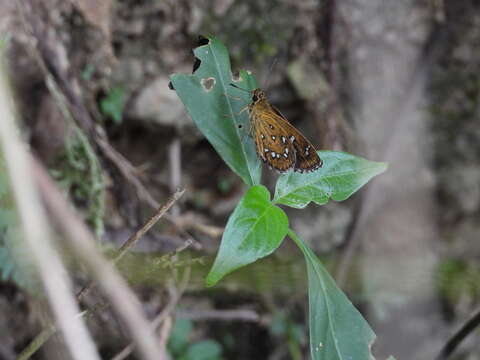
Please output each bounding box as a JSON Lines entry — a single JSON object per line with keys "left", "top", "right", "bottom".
{"left": 232, "top": 85, "right": 323, "bottom": 173}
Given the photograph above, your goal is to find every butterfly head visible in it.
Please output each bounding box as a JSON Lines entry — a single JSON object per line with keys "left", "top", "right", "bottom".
{"left": 251, "top": 89, "right": 266, "bottom": 104}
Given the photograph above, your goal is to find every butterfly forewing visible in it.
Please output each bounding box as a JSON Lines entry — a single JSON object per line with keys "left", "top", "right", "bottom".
{"left": 252, "top": 110, "right": 296, "bottom": 172}
{"left": 248, "top": 89, "right": 322, "bottom": 173}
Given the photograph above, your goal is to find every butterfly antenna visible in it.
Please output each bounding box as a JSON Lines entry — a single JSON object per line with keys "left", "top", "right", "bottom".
{"left": 264, "top": 57, "right": 278, "bottom": 91}
{"left": 229, "top": 83, "right": 250, "bottom": 92}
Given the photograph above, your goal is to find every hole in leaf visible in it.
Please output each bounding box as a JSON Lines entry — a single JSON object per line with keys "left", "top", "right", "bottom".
{"left": 192, "top": 57, "right": 201, "bottom": 73}
{"left": 238, "top": 124, "right": 243, "bottom": 129}
{"left": 201, "top": 77, "right": 216, "bottom": 92}
{"left": 197, "top": 35, "right": 210, "bottom": 46}
{"left": 231, "top": 71, "right": 242, "bottom": 82}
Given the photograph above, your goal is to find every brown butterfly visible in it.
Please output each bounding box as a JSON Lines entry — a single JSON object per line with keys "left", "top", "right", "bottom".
{"left": 232, "top": 85, "right": 323, "bottom": 173}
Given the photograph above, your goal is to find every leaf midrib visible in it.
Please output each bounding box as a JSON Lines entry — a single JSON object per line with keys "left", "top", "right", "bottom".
{"left": 305, "top": 249, "right": 343, "bottom": 359}
{"left": 289, "top": 229, "right": 343, "bottom": 360}
{"left": 209, "top": 42, "right": 256, "bottom": 186}
{"left": 237, "top": 201, "right": 276, "bottom": 253}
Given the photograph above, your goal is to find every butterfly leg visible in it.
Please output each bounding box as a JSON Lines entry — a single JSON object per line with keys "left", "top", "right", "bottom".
{"left": 236, "top": 106, "right": 248, "bottom": 116}
{"left": 224, "top": 93, "right": 243, "bottom": 101}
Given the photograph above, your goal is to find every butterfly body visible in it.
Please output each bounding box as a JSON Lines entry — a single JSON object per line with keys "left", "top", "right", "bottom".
{"left": 248, "top": 88, "right": 322, "bottom": 173}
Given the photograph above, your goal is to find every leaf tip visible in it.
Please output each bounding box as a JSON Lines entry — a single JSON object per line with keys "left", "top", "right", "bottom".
{"left": 205, "top": 273, "right": 218, "bottom": 287}
{"left": 377, "top": 161, "right": 389, "bottom": 173}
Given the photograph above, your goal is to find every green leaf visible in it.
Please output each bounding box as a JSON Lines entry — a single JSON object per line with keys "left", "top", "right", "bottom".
{"left": 184, "top": 340, "right": 222, "bottom": 360}
{"left": 168, "top": 318, "right": 193, "bottom": 356}
{"left": 274, "top": 151, "right": 387, "bottom": 209}
{"left": 289, "top": 230, "right": 376, "bottom": 360}
{"left": 100, "top": 86, "right": 125, "bottom": 124}
{"left": 170, "top": 36, "right": 261, "bottom": 186}
{"left": 206, "top": 185, "right": 288, "bottom": 286}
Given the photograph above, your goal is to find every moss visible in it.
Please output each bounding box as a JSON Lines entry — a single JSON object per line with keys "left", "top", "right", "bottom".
{"left": 50, "top": 125, "right": 106, "bottom": 238}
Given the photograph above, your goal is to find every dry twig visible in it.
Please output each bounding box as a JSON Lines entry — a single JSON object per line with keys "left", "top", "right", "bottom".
{"left": 0, "top": 53, "right": 101, "bottom": 360}
{"left": 177, "top": 309, "right": 261, "bottom": 322}
{"left": 436, "top": 307, "right": 480, "bottom": 360}
{"left": 112, "top": 267, "right": 191, "bottom": 360}
{"left": 33, "top": 161, "right": 164, "bottom": 360}
{"left": 17, "top": 186, "right": 187, "bottom": 360}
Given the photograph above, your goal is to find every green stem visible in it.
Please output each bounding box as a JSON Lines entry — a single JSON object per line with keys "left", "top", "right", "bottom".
{"left": 287, "top": 228, "right": 304, "bottom": 250}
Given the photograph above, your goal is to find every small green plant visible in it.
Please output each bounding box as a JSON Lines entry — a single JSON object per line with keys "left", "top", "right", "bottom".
{"left": 100, "top": 86, "right": 126, "bottom": 125}
{"left": 168, "top": 318, "right": 224, "bottom": 360}
{"left": 171, "top": 36, "right": 388, "bottom": 359}
{"left": 51, "top": 127, "right": 105, "bottom": 238}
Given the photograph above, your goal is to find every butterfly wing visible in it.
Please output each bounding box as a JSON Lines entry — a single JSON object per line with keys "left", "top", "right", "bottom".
{"left": 251, "top": 108, "right": 296, "bottom": 173}
{"left": 269, "top": 106, "right": 323, "bottom": 173}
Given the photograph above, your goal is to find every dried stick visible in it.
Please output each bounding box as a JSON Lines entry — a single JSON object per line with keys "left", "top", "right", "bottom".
{"left": 77, "top": 188, "right": 186, "bottom": 299}
{"left": 177, "top": 309, "right": 260, "bottom": 322}
{"left": 17, "top": 186, "right": 186, "bottom": 360}
{"left": 0, "top": 55, "right": 101, "bottom": 360}
{"left": 436, "top": 307, "right": 480, "bottom": 360}
{"left": 32, "top": 161, "right": 164, "bottom": 360}
{"left": 112, "top": 266, "right": 191, "bottom": 360}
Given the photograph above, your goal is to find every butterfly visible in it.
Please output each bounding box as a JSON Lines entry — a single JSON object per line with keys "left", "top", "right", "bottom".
{"left": 231, "top": 85, "right": 323, "bottom": 173}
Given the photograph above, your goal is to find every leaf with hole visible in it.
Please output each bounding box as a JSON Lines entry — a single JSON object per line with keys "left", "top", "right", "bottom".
{"left": 170, "top": 36, "right": 261, "bottom": 186}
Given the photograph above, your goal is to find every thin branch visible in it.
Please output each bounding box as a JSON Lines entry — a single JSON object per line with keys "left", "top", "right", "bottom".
{"left": 177, "top": 309, "right": 261, "bottom": 322}
{"left": 157, "top": 316, "right": 173, "bottom": 355}
{"left": 436, "top": 307, "right": 480, "bottom": 360}
{"left": 91, "top": 121, "right": 205, "bottom": 248}
{"left": 17, "top": 188, "right": 187, "bottom": 360}
{"left": 0, "top": 51, "right": 101, "bottom": 360}
{"left": 17, "top": 2, "right": 205, "bottom": 248}
{"left": 16, "top": 326, "right": 57, "bottom": 360}
{"left": 32, "top": 161, "right": 164, "bottom": 360}
{"left": 77, "top": 188, "right": 186, "bottom": 299}
{"left": 168, "top": 137, "right": 182, "bottom": 216}
{"left": 111, "top": 266, "right": 191, "bottom": 360}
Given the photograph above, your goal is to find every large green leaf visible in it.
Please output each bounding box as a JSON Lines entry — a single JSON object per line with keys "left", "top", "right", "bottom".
{"left": 170, "top": 36, "right": 261, "bottom": 186}
{"left": 289, "top": 230, "right": 376, "bottom": 360}
{"left": 274, "top": 151, "right": 387, "bottom": 209}
{"left": 206, "top": 185, "right": 288, "bottom": 286}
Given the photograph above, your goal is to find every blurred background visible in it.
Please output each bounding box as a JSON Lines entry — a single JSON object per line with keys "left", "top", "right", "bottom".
{"left": 1, "top": 0, "right": 480, "bottom": 359}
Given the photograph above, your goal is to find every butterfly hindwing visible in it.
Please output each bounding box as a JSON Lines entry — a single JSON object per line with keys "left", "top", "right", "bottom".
{"left": 267, "top": 105, "right": 322, "bottom": 173}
